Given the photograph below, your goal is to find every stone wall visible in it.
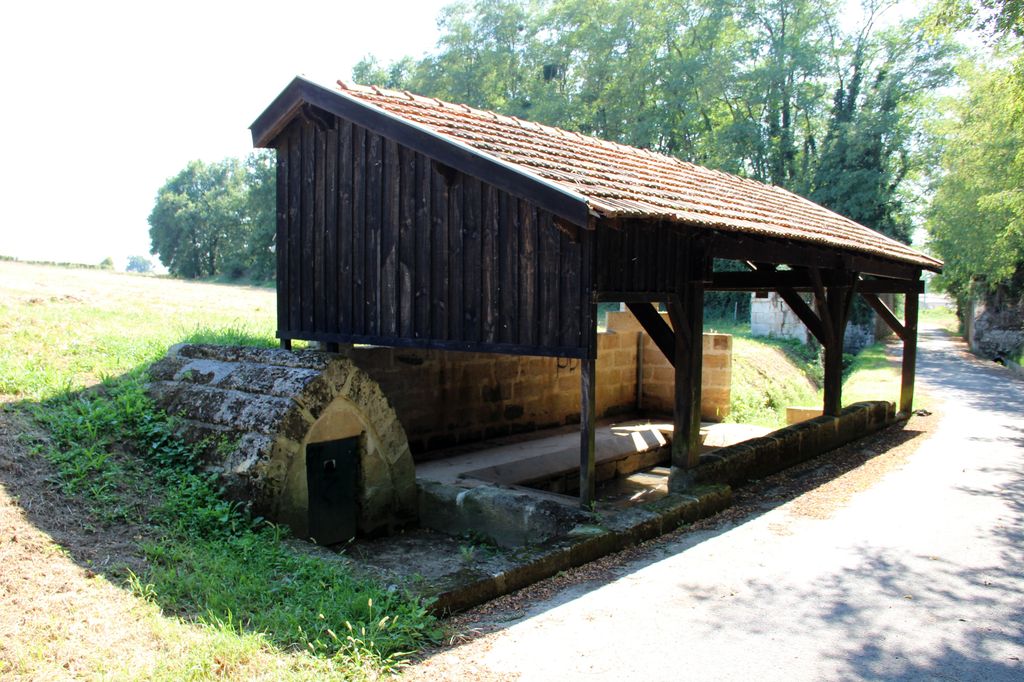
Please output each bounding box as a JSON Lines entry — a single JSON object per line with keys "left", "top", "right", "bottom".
{"left": 332, "top": 311, "right": 732, "bottom": 458}
{"left": 685, "top": 400, "right": 897, "bottom": 489}
{"left": 147, "top": 344, "right": 418, "bottom": 538}
{"left": 750, "top": 292, "right": 809, "bottom": 343}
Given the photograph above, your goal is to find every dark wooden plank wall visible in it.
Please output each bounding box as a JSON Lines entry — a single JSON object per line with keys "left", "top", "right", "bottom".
{"left": 594, "top": 221, "right": 696, "bottom": 295}
{"left": 275, "top": 115, "right": 592, "bottom": 358}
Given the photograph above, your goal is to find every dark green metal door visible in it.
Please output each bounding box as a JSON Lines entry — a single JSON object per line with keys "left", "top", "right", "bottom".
{"left": 306, "top": 436, "right": 359, "bottom": 545}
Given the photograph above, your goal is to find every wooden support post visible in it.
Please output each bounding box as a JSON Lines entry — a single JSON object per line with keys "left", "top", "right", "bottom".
{"left": 579, "top": 295, "right": 598, "bottom": 508}
{"left": 280, "top": 338, "right": 293, "bottom": 351}
{"left": 668, "top": 278, "right": 705, "bottom": 481}
{"left": 900, "top": 290, "right": 919, "bottom": 415}
{"left": 822, "top": 285, "right": 851, "bottom": 417}
{"left": 579, "top": 355, "right": 596, "bottom": 508}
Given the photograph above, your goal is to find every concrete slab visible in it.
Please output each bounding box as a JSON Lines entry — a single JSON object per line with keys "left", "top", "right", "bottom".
{"left": 416, "top": 420, "right": 671, "bottom": 486}
{"left": 416, "top": 420, "right": 770, "bottom": 489}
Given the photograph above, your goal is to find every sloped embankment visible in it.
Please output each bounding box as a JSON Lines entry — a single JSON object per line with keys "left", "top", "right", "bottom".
{"left": 727, "top": 337, "right": 820, "bottom": 427}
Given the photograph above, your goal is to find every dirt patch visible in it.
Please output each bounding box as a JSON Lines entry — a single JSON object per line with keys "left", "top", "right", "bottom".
{"left": 0, "top": 401, "right": 161, "bottom": 678}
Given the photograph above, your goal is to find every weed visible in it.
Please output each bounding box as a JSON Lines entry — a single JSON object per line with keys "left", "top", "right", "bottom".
{"left": 458, "top": 544, "right": 477, "bottom": 562}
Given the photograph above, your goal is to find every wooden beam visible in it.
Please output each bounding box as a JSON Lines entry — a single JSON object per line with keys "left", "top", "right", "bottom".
{"left": 776, "top": 288, "right": 828, "bottom": 345}
{"left": 708, "top": 269, "right": 848, "bottom": 291}
{"left": 857, "top": 278, "right": 925, "bottom": 294}
{"left": 708, "top": 270, "right": 924, "bottom": 294}
{"left": 861, "top": 293, "right": 907, "bottom": 340}
{"left": 667, "top": 274, "right": 704, "bottom": 478}
{"left": 579, "top": 355, "right": 597, "bottom": 508}
{"left": 822, "top": 285, "right": 854, "bottom": 416}
{"left": 625, "top": 302, "right": 677, "bottom": 365}
{"left": 900, "top": 291, "right": 919, "bottom": 415}
{"left": 275, "top": 329, "right": 590, "bottom": 359}
{"left": 808, "top": 268, "right": 835, "bottom": 347}
{"left": 705, "top": 230, "right": 934, "bottom": 279}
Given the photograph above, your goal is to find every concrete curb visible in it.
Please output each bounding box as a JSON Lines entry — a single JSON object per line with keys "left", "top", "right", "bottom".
{"left": 427, "top": 484, "right": 731, "bottom": 614}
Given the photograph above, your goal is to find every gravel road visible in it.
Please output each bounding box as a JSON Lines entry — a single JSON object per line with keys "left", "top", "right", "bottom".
{"left": 406, "top": 325, "right": 1024, "bottom": 680}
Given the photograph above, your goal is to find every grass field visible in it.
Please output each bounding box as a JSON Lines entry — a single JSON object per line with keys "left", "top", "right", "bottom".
{"left": 0, "top": 261, "right": 437, "bottom": 681}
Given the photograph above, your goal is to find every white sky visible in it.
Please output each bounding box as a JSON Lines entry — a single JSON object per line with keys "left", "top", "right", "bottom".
{"left": 0, "top": 0, "right": 927, "bottom": 269}
{"left": 0, "top": 0, "right": 450, "bottom": 268}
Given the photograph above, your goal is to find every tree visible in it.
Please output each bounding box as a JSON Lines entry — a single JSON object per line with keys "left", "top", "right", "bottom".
{"left": 811, "top": 16, "right": 957, "bottom": 244}
{"left": 931, "top": 0, "right": 1024, "bottom": 38}
{"left": 148, "top": 154, "right": 274, "bottom": 280}
{"left": 99, "top": 257, "right": 114, "bottom": 270}
{"left": 149, "top": 159, "right": 247, "bottom": 278}
{"left": 927, "top": 59, "right": 1024, "bottom": 303}
{"left": 126, "top": 255, "right": 153, "bottom": 273}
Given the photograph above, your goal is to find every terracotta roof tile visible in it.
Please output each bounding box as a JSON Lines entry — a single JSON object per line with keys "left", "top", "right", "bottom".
{"left": 335, "top": 81, "right": 940, "bottom": 271}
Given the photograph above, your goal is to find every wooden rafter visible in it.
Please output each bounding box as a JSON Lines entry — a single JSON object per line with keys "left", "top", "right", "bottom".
{"left": 625, "top": 301, "right": 679, "bottom": 364}
{"left": 861, "top": 293, "right": 907, "bottom": 339}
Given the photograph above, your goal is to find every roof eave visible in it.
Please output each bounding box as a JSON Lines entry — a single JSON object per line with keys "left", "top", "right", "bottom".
{"left": 250, "top": 76, "right": 592, "bottom": 228}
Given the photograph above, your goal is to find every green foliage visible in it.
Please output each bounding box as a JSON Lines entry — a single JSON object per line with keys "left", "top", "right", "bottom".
{"left": 811, "top": 19, "right": 957, "bottom": 245}
{"left": 927, "top": 57, "right": 1024, "bottom": 303}
{"left": 99, "top": 256, "right": 115, "bottom": 270}
{"left": 126, "top": 255, "right": 154, "bottom": 273}
{"left": 29, "top": 376, "right": 438, "bottom": 673}
{"left": 148, "top": 151, "right": 275, "bottom": 281}
{"left": 726, "top": 335, "right": 821, "bottom": 428}
{"left": 930, "top": 0, "right": 1024, "bottom": 38}
{"left": 354, "top": 0, "right": 955, "bottom": 222}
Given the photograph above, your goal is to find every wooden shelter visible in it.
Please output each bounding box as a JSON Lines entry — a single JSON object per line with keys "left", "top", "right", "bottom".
{"left": 251, "top": 77, "right": 941, "bottom": 506}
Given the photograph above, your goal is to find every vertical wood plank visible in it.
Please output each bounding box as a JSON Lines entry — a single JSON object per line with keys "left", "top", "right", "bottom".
{"left": 287, "top": 124, "right": 302, "bottom": 334}
{"left": 301, "top": 122, "right": 315, "bottom": 333}
{"left": 559, "top": 231, "right": 580, "bottom": 347}
{"left": 380, "top": 137, "right": 399, "bottom": 337}
{"left": 631, "top": 224, "right": 644, "bottom": 292}
{"left": 580, "top": 228, "right": 597, "bottom": 359}
{"left": 351, "top": 125, "right": 366, "bottom": 334}
{"left": 275, "top": 141, "right": 289, "bottom": 345}
{"left": 313, "top": 125, "right": 326, "bottom": 333}
{"left": 323, "top": 125, "right": 338, "bottom": 333}
{"left": 365, "top": 131, "right": 382, "bottom": 336}
{"left": 498, "top": 191, "right": 519, "bottom": 343}
{"left": 414, "top": 153, "right": 432, "bottom": 338}
{"left": 399, "top": 146, "right": 416, "bottom": 338}
{"left": 338, "top": 120, "right": 353, "bottom": 333}
{"left": 481, "top": 183, "right": 499, "bottom": 344}
{"left": 519, "top": 201, "right": 537, "bottom": 346}
{"left": 900, "top": 289, "right": 919, "bottom": 414}
{"left": 431, "top": 164, "right": 449, "bottom": 338}
{"left": 462, "top": 176, "right": 482, "bottom": 343}
{"left": 615, "top": 228, "right": 629, "bottom": 292}
{"left": 538, "top": 211, "right": 560, "bottom": 348}
{"left": 448, "top": 174, "right": 464, "bottom": 341}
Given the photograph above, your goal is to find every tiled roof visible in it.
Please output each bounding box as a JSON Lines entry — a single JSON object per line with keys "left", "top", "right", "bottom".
{"left": 336, "top": 81, "right": 940, "bottom": 272}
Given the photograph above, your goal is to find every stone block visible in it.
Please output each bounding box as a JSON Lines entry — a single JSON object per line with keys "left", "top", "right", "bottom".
{"left": 786, "top": 406, "right": 823, "bottom": 425}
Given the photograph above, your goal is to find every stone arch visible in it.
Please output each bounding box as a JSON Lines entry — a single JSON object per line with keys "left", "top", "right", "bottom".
{"left": 147, "top": 344, "right": 417, "bottom": 539}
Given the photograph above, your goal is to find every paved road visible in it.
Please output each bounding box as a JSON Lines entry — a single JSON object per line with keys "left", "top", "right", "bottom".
{"left": 420, "top": 326, "right": 1024, "bottom": 680}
